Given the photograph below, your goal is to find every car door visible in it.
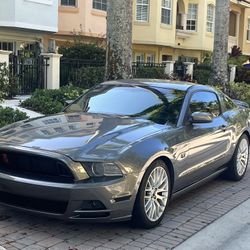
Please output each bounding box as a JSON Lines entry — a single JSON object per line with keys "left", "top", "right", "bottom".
{"left": 178, "top": 90, "right": 231, "bottom": 187}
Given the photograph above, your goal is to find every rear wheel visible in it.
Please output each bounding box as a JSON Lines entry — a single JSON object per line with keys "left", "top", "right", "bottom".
{"left": 226, "top": 134, "right": 249, "bottom": 181}
{"left": 132, "top": 160, "right": 171, "bottom": 228}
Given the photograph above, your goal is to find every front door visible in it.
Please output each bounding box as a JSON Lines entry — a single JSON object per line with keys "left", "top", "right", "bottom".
{"left": 177, "top": 91, "right": 231, "bottom": 189}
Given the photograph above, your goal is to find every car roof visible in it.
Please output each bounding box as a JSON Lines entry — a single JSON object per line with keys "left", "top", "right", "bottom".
{"left": 101, "top": 79, "right": 209, "bottom": 92}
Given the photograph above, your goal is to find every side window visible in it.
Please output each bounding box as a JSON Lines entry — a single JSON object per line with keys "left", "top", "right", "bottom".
{"left": 189, "top": 91, "right": 220, "bottom": 117}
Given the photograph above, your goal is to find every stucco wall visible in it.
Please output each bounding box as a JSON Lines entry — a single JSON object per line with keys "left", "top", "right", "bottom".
{"left": 0, "top": 0, "right": 58, "bottom": 32}
{"left": 58, "top": 0, "right": 106, "bottom": 39}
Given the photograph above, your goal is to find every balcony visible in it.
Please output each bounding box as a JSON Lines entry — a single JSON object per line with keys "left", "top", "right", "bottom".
{"left": 176, "top": 26, "right": 191, "bottom": 39}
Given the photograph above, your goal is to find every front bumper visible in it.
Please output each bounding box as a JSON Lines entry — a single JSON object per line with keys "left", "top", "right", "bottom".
{"left": 0, "top": 172, "right": 138, "bottom": 222}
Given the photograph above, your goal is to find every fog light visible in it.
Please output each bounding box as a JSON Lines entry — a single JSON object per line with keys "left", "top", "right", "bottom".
{"left": 80, "top": 200, "right": 106, "bottom": 210}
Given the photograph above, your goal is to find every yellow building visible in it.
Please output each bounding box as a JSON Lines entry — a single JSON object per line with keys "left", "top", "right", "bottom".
{"left": 53, "top": 0, "right": 250, "bottom": 63}
{"left": 133, "top": 0, "right": 250, "bottom": 63}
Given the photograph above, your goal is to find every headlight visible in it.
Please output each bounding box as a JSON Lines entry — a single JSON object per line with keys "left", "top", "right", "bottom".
{"left": 82, "top": 162, "right": 123, "bottom": 177}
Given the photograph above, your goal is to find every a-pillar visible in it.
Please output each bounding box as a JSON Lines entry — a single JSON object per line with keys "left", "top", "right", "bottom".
{"left": 183, "top": 62, "right": 195, "bottom": 80}
{"left": 41, "top": 53, "right": 62, "bottom": 89}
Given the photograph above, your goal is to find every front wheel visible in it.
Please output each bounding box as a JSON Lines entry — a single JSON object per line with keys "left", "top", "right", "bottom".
{"left": 132, "top": 160, "right": 171, "bottom": 228}
{"left": 226, "top": 134, "right": 249, "bottom": 181}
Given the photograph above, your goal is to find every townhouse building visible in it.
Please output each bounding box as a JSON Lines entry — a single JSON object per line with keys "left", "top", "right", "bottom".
{"left": 1, "top": 0, "right": 250, "bottom": 64}
{"left": 54, "top": 0, "right": 250, "bottom": 64}
{"left": 133, "top": 0, "right": 250, "bottom": 63}
{"left": 0, "top": 0, "right": 58, "bottom": 55}
{"left": 47, "top": 0, "right": 106, "bottom": 46}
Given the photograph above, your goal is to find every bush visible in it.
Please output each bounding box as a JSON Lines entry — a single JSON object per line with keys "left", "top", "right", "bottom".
{"left": 59, "top": 43, "right": 106, "bottom": 61}
{"left": 226, "top": 82, "right": 250, "bottom": 106}
{"left": 134, "top": 66, "right": 167, "bottom": 79}
{"left": 228, "top": 55, "right": 248, "bottom": 67}
{"left": 0, "top": 106, "right": 28, "bottom": 128}
{"left": 21, "top": 86, "right": 86, "bottom": 115}
{"left": 193, "top": 64, "right": 212, "bottom": 85}
{"left": 0, "top": 62, "right": 18, "bottom": 100}
{"left": 74, "top": 67, "right": 105, "bottom": 88}
{"left": 235, "top": 67, "right": 250, "bottom": 84}
{"left": 0, "top": 63, "right": 8, "bottom": 102}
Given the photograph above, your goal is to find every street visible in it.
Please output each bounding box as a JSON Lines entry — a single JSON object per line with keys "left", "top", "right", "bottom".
{"left": 0, "top": 166, "right": 249, "bottom": 250}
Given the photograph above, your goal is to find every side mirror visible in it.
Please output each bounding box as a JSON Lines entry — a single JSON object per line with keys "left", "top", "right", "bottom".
{"left": 191, "top": 112, "right": 213, "bottom": 123}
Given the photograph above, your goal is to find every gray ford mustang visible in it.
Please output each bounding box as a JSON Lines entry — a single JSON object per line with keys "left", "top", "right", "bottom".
{"left": 0, "top": 79, "right": 249, "bottom": 228}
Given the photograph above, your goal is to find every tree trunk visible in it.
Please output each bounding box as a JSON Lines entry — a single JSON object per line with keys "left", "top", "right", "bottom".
{"left": 105, "top": 0, "right": 133, "bottom": 80}
{"left": 210, "top": 0, "right": 230, "bottom": 91}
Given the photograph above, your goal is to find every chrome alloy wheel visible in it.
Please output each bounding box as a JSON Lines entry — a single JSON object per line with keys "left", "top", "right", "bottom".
{"left": 236, "top": 138, "right": 249, "bottom": 176}
{"left": 144, "top": 166, "right": 169, "bottom": 222}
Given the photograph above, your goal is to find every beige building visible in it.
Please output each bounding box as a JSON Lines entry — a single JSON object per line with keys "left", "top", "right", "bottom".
{"left": 0, "top": 0, "right": 58, "bottom": 55}
{"left": 47, "top": 0, "right": 107, "bottom": 47}
{"left": 53, "top": 0, "right": 250, "bottom": 63}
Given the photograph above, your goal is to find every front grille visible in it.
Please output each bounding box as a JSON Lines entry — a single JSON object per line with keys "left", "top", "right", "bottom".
{"left": 0, "top": 191, "right": 67, "bottom": 214}
{"left": 0, "top": 150, "right": 75, "bottom": 183}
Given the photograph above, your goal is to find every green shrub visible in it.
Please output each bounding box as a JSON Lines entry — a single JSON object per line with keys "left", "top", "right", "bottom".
{"left": 235, "top": 67, "right": 250, "bottom": 84}
{"left": 227, "top": 82, "right": 250, "bottom": 106}
{"left": 21, "top": 86, "right": 86, "bottom": 115}
{"left": 0, "top": 62, "right": 18, "bottom": 100}
{"left": 228, "top": 55, "right": 248, "bottom": 67}
{"left": 0, "top": 106, "right": 28, "bottom": 128}
{"left": 59, "top": 43, "right": 106, "bottom": 61}
{"left": 193, "top": 64, "right": 211, "bottom": 85}
{"left": 74, "top": 67, "right": 105, "bottom": 88}
{"left": 134, "top": 66, "right": 167, "bottom": 79}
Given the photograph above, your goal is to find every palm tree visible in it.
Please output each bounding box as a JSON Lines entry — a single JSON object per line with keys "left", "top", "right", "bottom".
{"left": 105, "top": 0, "right": 133, "bottom": 80}
{"left": 210, "top": 0, "right": 230, "bottom": 91}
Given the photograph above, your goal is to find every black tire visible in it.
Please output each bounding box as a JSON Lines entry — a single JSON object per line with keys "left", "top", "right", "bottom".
{"left": 226, "top": 134, "right": 249, "bottom": 181}
{"left": 132, "top": 160, "right": 171, "bottom": 229}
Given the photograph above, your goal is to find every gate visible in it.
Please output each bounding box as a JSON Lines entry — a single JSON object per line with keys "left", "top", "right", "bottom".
{"left": 9, "top": 54, "right": 49, "bottom": 95}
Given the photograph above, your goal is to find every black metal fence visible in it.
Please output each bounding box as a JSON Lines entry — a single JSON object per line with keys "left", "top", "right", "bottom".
{"left": 9, "top": 55, "right": 49, "bottom": 95}
{"left": 60, "top": 58, "right": 105, "bottom": 87}
{"left": 60, "top": 58, "right": 192, "bottom": 88}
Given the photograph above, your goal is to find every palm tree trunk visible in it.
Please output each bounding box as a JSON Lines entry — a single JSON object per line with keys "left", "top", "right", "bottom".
{"left": 210, "top": 0, "right": 230, "bottom": 91}
{"left": 105, "top": 0, "right": 133, "bottom": 80}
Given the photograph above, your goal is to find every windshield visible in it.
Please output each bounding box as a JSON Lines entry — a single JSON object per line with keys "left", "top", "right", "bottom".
{"left": 65, "top": 84, "right": 186, "bottom": 125}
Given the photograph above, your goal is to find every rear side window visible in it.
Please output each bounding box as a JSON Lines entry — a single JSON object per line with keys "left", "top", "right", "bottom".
{"left": 189, "top": 91, "right": 221, "bottom": 117}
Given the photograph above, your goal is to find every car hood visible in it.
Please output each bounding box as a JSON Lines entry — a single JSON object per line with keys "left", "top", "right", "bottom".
{"left": 0, "top": 112, "right": 166, "bottom": 160}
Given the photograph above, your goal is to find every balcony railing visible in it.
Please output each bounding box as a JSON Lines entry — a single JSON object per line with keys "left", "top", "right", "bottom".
{"left": 176, "top": 25, "right": 184, "bottom": 30}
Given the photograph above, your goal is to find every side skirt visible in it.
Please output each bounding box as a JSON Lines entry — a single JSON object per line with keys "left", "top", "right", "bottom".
{"left": 171, "top": 168, "right": 227, "bottom": 200}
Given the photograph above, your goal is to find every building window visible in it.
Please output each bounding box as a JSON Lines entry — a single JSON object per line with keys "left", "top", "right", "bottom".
{"left": 206, "top": 4, "right": 214, "bottom": 32}
{"left": 146, "top": 54, "right": 155, "bottom": 63}
{"left": 162, "top": 55, "right": 172, "bottom": 62}
{"left": 93, "top": 0, "right": 107, "bottom": 11}
{"left": 0, "top": 42, "right": 14, "bottom": 52}
{"left": 229, "top": 12, "right": 237, "bottom": 37}
{"left": 135, "top": 53, "right": 144, "bottom": 63}
{"left": 247, "top": 19, "right": 250, "bottom": 41}
{"left": 61, "top": 0, "right": 76, "bottom": 6}
{"left": 161, "top": 0, "right": 172, "bottom": 25}
{"left": 136, "top": 0, "right": 149, "bottom": 22}
{"left": 186, "top": 4, "right": 198, "bottom": 31}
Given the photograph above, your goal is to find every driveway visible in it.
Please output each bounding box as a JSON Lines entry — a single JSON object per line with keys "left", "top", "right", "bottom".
{"left": 0, "top": 166, "right": 249, "bottom": 250}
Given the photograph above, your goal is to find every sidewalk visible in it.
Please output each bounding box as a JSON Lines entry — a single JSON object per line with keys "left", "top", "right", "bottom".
{"left": 175, "top": 198, "right": 250, "bottom": 250}
{"left": 1, "top": 96, "right": 43, "bottom": 118}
